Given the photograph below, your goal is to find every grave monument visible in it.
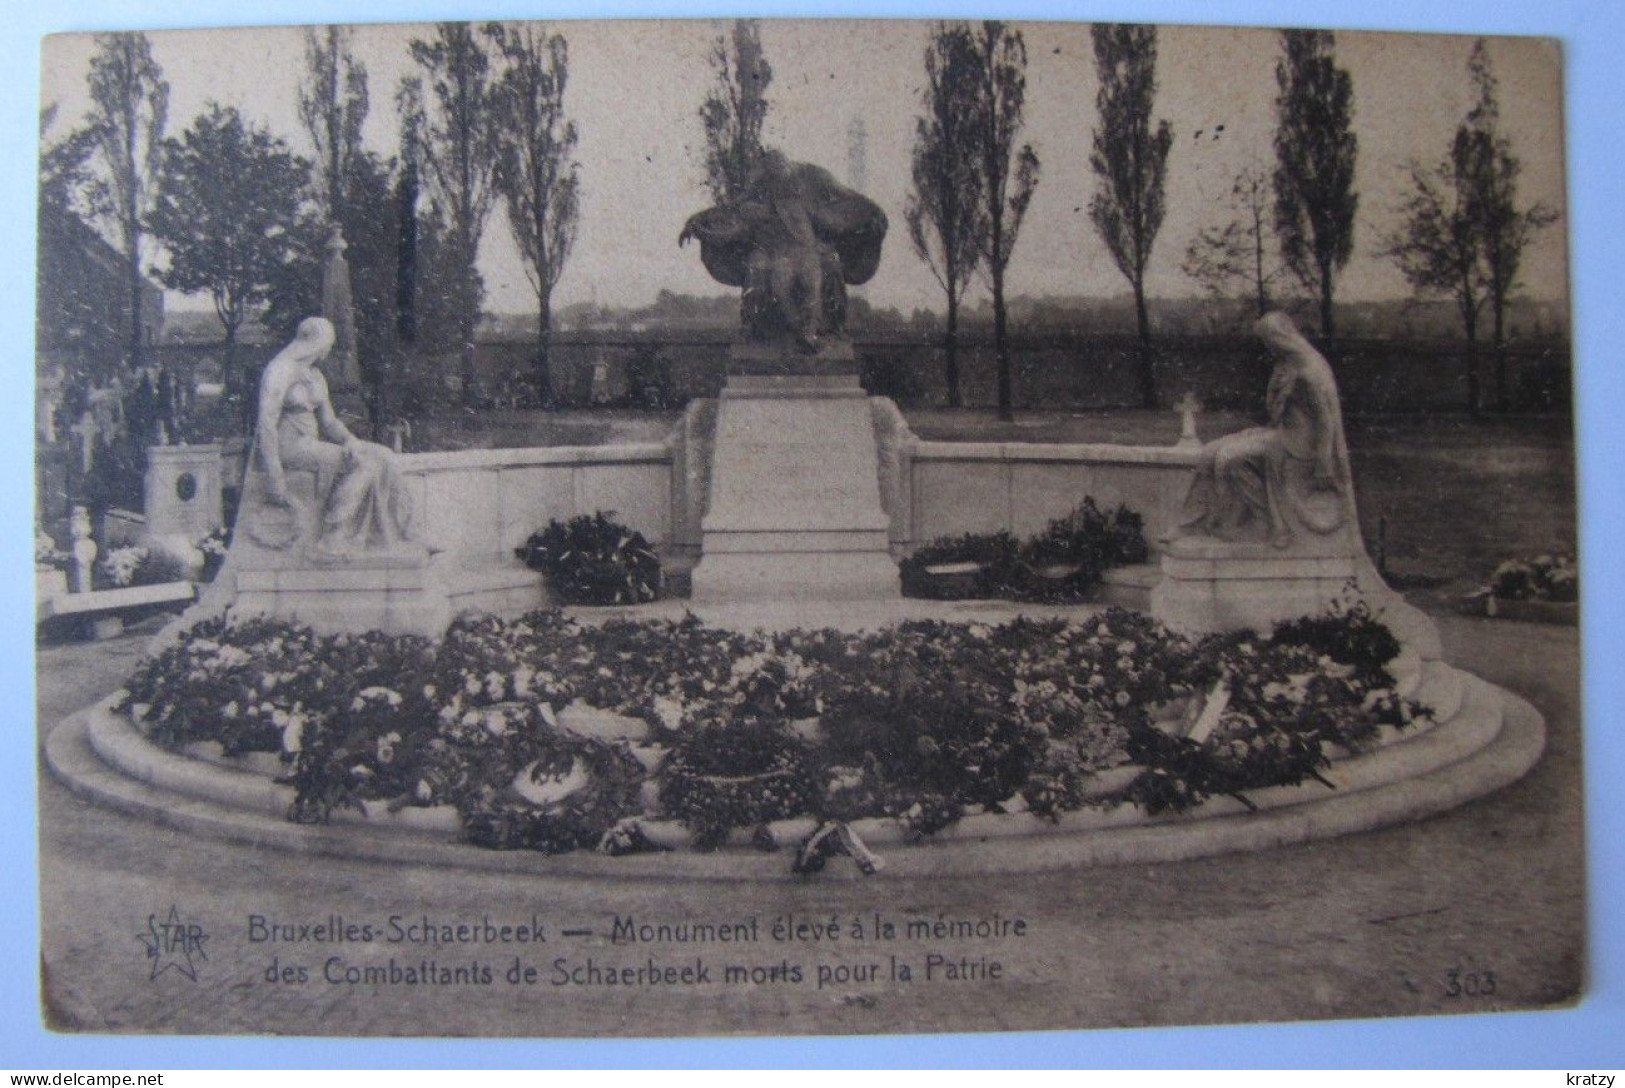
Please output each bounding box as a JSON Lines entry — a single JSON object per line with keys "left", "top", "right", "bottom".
{"left": 143, "top": 442, "right": 223, "bottom": 542}
{"left": 678, "top": 148, "right": 900, "bottom": 601}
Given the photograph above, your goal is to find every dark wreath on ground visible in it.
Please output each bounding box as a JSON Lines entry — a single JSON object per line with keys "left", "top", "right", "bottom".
{"left": 116, "top": 600, "right": 1426, "bottom": 865}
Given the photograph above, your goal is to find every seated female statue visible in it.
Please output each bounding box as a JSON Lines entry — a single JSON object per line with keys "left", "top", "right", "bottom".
{"left": 1176, "top": 311, "right": 1355, "bottom": 549}
{"left": 244, "top": 316, "right": 418, "bottom": 559}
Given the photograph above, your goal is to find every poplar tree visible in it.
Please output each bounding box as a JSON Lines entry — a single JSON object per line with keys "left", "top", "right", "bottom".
{"left": 488, "top": 22, "right": 581, "bottom": 404}
{"left": 700, "top": 19, "right": 772, "bottom": 204}
{"left": 406, "top": 23, "right": 501, "bottom": 407}
{"left": 905, "top": 22, "right": 985, "bottom": 409}
{"left": 1273, "top": 29, "right": 1358, "bottom": 338}
{"left": 1088, "top": 23, "right": 1173, "bottom": 408}
{"left": 84, "top": 32, "right": 168, "bottom": 371}
{"left": 970, "top": 21, "right": 1040, "bottom": 422}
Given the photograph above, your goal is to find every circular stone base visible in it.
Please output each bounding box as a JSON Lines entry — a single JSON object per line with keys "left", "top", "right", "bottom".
{"left": 45, "top": 663, "right": 1544, "bottom": 882}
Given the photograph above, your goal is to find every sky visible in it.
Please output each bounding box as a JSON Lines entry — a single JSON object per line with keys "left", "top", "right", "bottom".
{"left": 38, "top": 19, "right": 1568, "bottom": 319}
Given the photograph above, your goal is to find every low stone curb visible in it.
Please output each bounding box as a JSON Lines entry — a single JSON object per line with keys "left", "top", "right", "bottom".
{"left": 46, "top": 667, "right": 1544, "bottom": 880}
{"left": 1459, "top": 593, "right": 1580, "bottom": 627}
{"left": 83, "top": 661, "right": 1468, "bottom": 847}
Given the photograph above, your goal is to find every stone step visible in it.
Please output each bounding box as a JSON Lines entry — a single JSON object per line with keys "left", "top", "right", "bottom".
{"left": 1097, "top": 563, "right": 1160, "bottom": 610}
{"left": 41, "top": 580, "right": 196, "bottom": 619}
{"left": 720, "top": 374, "right": 866, "bottom": 397}
{"left": 701, "top": 529, "right": 891, "bottom": 554}
{"left": 1411, "top": 659, "right": 1467, "bottom": 723}
{"left": 442, "top": 562, "right": 550, "bottom": 617}
{"left": 691, "top": 551, "right": 901, "bottom": 604}
{"left": 43, "top": 668, "right": 1547, "bottom": 878}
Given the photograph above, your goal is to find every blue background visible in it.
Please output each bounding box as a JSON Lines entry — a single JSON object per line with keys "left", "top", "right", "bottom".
{"left": 3, "top": 0, "right": 1620, "bottom": 1068}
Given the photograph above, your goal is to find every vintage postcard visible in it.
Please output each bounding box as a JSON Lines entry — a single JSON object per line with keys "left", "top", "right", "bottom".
{"left": 32, "top": 15, "right": 1580, "bottom": 1040}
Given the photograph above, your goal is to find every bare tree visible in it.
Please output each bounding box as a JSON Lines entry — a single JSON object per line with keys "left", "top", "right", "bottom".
{"left": 905, "top": 22, "right": 985, "bottom": 409}
{"left": 297, "top": 26, "right": 369, "bottom": 226}
{"left": 1273, "top": 29, "right": 1357, "bottom": 339}
{"left": 1380, "top": 149, "right": 1492, "bottom": 413}
{"left": 1089, "top": 23, "right": 1173, "bottom": 409}
{"left": 1381, "top": 40, "right": 1559, "bottom": 415}
{"left": 1463, "top": 41, "right": 1559, "bottom": 411}
{"left": 488, "top": 22, "right": 580, "bottom": 405}
{"left": 970, "top": 21, "right": 1041, "bottom": 423}
{"left": 84, "top": 32, "right": 168, "bottom": 372}
{"left": 1182, "top": 166, "right": 1286, "bottom": 328}
{"left": 406, "top": 23, "right": 501, "bottom": 407}
{"left": 700, "top": 19, "right": 773, "bottom": 204}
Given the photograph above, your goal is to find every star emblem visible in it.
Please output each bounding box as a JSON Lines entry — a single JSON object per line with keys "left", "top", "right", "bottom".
{"left": 137, "top": 906, "right": 209, "bottom": 982}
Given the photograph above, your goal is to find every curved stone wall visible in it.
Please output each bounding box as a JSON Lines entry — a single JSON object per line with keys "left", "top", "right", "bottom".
{"left": 389, "top": 405, "right": 1201, "bottom": 571}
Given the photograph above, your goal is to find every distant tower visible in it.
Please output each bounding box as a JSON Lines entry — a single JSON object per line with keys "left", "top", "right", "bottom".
{"left": 846, "top": 117, "right": 868, "bottom": 193}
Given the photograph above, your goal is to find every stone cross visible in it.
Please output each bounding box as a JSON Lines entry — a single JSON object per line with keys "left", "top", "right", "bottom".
{"left": 385, "top": 419, "right": 412, "bottom": 454}
{"left": 69, "top": 410, "right": 99, "bottom": 475}
{"left": 1173, "top": 392, "right": 1202, "bottom": 449}
{"left": 69, "top": 505, "right": 96, "bottom": 594}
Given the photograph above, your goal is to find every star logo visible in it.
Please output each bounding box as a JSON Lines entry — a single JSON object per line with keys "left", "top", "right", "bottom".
{"left": 137, "top": 906, "right": 209, "bottom": 981}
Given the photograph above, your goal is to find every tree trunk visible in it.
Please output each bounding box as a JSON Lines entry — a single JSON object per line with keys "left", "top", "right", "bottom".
{"left": 363, "top": 347, "right": 386, "bottom": 441}
{"left": 1134, "top": 281, "right": 1156, "bottom": 409}
{"left": 1492, "top": 299, "right": 1510, "bottom": 413}
{"left": 535, "top": 291, "right": 553, "bottom": 407}
{"left": 372, "top": 341, "right": 397, "bottom": 433}
{"left": 1464, "top": 319, "right": 1481, "bottom": 418}
{"left": 395, "top": 167, "right": 419, "bottom": 348}
{"left": 1253, "top": 221, "right": 1269, "bottom": 317}
{"left": 1319, "top": 267, "right": 1335, "bottom": 339}
{"left": 944, "top": 292, "right": 961, "bottom": 409}
{"left": 993, "top": 266, "right": 1012, "bottom": 422}
{"left": 461, "top": 336, "right": 479, "bottom": 410}
{"left": 127, "top": 237, "right": 145, "bottom": 374}
{"left": 222, "top": 326, "right": 237, "bottom": 407}
{"left": 460, "top": 289, "right": 479, "bottom": 410}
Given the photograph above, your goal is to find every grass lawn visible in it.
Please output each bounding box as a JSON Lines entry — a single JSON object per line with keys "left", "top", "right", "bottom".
{"left": 908, "top": 409, "right": 1578, "bottom": 605}
{"left": 416, "top": 405, "right": 1576, "bottom": 606}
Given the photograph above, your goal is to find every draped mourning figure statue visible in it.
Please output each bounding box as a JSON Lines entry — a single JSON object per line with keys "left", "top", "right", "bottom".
{"left": 241, "top": 317, "right": 419, "bottom": 560}
{"left": 679, "top": 148, "right": 887, "bottom": 353}
{"left": 1176, "top": 312, "right": 1356, "bottom": 549}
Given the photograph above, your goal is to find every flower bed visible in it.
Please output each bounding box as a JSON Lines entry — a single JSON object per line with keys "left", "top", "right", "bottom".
{"left": 116, "top": 600, "right": 1427, "bottom": 869}
{"left": 899, "top": 497, "right": 1148, "bottom": 603}
{"left": 97, "top": 544, "right": 190, "bottom": 590}
{"left": 1461, "top": 553, "right": 1579, "bottom": 625}
{"left": 1489, "top": 554, "right": 1578, "bottom": 603}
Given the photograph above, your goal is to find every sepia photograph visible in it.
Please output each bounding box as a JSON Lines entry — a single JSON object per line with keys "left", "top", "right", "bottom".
{"left": 18, "top": 1, "right": 1608, "bottom": 1059}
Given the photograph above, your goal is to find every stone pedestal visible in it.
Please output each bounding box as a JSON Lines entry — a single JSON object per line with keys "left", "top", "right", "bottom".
{"left": 226, "top": 556, "right": 547, "bottom": 638}
{"left": 725, "top": 338, "right": 864, "bottom": 378}
{"left": 143, "top": 444, "right": 223, "bottom": 540}
{"left": 1150, "top": 535, "right": 1442, "bottom": 659}
{"left": 232, "top": 555, "right": 451, "bottom": 638}
{"left": 690, "top": 341, "right": 899, "bottom": 603}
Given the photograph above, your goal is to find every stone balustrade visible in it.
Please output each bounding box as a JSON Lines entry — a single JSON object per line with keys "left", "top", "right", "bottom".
{"left": 397, "top": 442, "right": 675, "bottom": 566}
{"left": 387, "top": 414, "right": 1201, "bottom": 571}
{"left": 900, "top": 439, "right": 1200, "bottom": 554}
